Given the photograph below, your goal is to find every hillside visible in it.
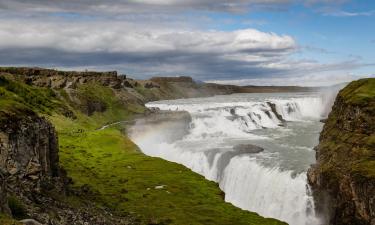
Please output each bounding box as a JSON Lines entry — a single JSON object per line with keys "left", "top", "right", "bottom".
{"left": 308, "top": 78, "right": 375, "bottom": 225}
{"left": 0, "top": 67, "right": 286, "bottom": 225}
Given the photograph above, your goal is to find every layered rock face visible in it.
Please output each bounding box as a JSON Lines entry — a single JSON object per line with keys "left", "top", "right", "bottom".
{"left": 0, "top": 108, "right": 61, "bottom": 218}
{"left": 0, "top": 109, "right": 59, "bottom": 181}
{"left": 308, "top": 79, "right": 375, "bottom": 225}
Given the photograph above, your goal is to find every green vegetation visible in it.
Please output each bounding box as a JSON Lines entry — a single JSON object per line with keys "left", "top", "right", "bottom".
{"left": 339, "top": 78, "right": 375, "bottom": 105}
{"left": 318, "top": 78, "right": 375, "bottom": 183}
{"left": 55, "top": 120, "right": 284, "bottom": 224}
{"left": 0, "top": 74, "right": 286, "bottom": 225}
{"left": 0, "top": 76, "right": 64, "bottom": 115}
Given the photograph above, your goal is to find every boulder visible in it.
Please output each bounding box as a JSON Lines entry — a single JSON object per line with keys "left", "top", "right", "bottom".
{"left": 266, "top": 102, "right": 285, "bottom": 123}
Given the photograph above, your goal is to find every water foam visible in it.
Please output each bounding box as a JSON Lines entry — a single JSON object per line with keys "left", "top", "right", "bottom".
{"left": 221, "top": 156, "right": 321, "bottom": 225}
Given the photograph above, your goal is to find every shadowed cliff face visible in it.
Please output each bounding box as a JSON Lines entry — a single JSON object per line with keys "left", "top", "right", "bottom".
{"left": 0, "top": 108, "right": 61, "bottom": 220}
{"left": 308, "top": 78, "right": 375, "bottom": 225}
{"left": 0, "top": 108, "right": 135, "bottom": 225}
{"left": 0, "top": 109, "right": 60, "bottom": 180}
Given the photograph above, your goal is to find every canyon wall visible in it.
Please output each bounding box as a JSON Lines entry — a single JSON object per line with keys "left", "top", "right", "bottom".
{"left": 308, "top": 78, "right": 375, "bottom": 225}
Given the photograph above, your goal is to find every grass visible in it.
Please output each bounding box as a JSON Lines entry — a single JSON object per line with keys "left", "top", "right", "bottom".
{"left": 0, "top": 75, "right": 286, "bottom": 224}
{"left": 51, "top": 114, "right": 286, "bottom": 225}
{"left": 339, "top": 78, "right": 375, "bottom": 106}
{"left": 0, "top": 76, "right": 64, "bottom": 115}
{"left": 50, "top": 80, "right": 285, "bottom": 225}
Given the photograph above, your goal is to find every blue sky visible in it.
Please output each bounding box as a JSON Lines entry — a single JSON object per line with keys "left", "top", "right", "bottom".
{"left": 0, "top": 0, "right": 373, "bottom": 86}
{"left": 207, "top": 1, "right": 375, "bottom": 65}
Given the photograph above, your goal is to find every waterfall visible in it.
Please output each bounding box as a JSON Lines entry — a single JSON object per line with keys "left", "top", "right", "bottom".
{"left": 130, "top": 93, "right": 327, "bottom": 225}
{"left": 221, "top": 156, "right": 320, "bottom": 225}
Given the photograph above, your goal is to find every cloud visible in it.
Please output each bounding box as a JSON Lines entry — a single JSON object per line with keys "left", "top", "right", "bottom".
{"left": 0, "top": 20, "right": 295, "bottom": 55}
{"left": 0, "top": 0, "right": 349, "bottom": 14}
{"left": 0, "top": 19, "right": 298, "bottom": 79}
{"left": 0, "top": 0, "right": 292, "bottom": 13}
{"left": 323, "top": 10, "right": 375, "bottom": 17}
{"left": 304, "top": 0, "right": 348, "bottom": 5}
{"left": 208, "top": 71, "right": 375, "bottom": 86}
{"left": 0, "top": 17, "right": 370, "bottom": 84}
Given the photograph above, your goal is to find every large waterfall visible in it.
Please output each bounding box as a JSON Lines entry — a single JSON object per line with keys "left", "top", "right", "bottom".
{"left": 129, "top": 93, "right": 332, "bottom": 225}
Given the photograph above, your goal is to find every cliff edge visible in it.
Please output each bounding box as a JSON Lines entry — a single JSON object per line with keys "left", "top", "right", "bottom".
{"left": 308, "top": 78, "right": 375, "bottom": 225}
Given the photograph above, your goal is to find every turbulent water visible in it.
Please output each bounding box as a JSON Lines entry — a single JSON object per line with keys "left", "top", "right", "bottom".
{"left": 129, "top": 92, "right": 335, "bottom": 225}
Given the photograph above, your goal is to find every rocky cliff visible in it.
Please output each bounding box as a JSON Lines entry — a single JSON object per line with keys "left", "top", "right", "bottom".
{"left": 0, "top": 107, "right": 132, "bottom": 224}
{"left": 0, "top": 67, "right": 125, "bottom": 89}
{"left": 0, "top": 108, "right": 59, "bottom": 180}
{"left": 308, "top": 78, "right": 375, "bottom": 225}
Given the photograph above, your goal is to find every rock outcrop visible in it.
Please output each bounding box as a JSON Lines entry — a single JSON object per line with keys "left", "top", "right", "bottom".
{"left": 0, "top": 108, "right": 60, "bottom": 180}
{"left": 0, "top": 169, "right": 11, "bottom": 216}
{"left": 0, "top": 108, "right": 133, "bottom": 224}
{"left": 233, "top": 144, "right": 264, "bottom": 154}
{"left": 0, "top": 67, "right": 127, "bottom": 89}
{"left": 308, "top": 78, "right": 375, "bottom": 225}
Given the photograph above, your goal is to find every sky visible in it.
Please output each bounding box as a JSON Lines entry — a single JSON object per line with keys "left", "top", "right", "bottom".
{"left": 0, "top": 0, "right": 374, "bottom": 86}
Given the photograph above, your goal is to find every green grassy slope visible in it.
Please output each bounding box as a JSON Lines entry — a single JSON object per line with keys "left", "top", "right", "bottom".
{"left": 0, "top": 74, "right": 286, "bottom": 225}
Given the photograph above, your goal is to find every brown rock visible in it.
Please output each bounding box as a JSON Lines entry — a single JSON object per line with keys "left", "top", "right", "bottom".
{"left": 0, "top": 170, "right": 11, "bottom": 215}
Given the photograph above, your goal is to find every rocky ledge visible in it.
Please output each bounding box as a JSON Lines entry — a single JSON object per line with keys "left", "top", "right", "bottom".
{"left": 307, "top": 78, "right": 375, "bottom": 225}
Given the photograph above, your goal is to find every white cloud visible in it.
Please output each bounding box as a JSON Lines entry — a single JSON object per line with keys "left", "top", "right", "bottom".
{"left": 0, "top": 0, "right": 346, "bottom": 14}
{"left": 0, "top": 19, "right": 295, "bottom": 65}
{"left": 208, "top": 72, "right": 374, "bottom": 86}
{"left": 323, "top": 10, "right": 375, "bottom": 17}
{"left": 0, "top": 18, "right": 370, "bottom": 84}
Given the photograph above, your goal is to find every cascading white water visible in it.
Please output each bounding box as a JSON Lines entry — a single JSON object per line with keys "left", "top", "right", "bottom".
{"left": 221, "top": 156, "right": 320, "bottom": 225}
{"left": 129, "top": 93, "right": 332, "bottom": 225}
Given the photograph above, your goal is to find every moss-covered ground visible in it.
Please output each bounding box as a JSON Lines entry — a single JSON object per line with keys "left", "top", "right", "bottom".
{"left": 0, "top": 74, "right": 286, "bottom": 225}
{"left": 0, "top": 214, "right": 21, "bottom": 225}
{"left": 339, "top": 78, "right": 375, "bottom": 105}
